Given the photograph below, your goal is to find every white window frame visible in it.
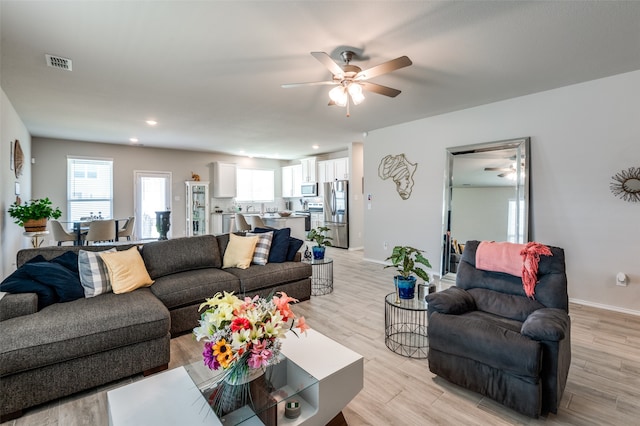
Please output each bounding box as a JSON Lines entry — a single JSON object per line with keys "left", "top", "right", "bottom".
{"left": 67, "top": 156, "right": 113, "bottom": 221}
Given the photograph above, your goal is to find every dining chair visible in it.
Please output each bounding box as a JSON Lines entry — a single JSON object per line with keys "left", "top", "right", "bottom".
{"left": 234, "top": 213, "right": 251, "bottom": 232}
{"left": 117, "top": 216, "right": 135, "bottom": 241}
{"left": 49, "top": 220, "right": 77, "bottom": 246}
{"left": 250, "top": 216, "right": 273, "bottom": 230}
{"left": 84, "top": 219, "right": 116, "bottom": 245}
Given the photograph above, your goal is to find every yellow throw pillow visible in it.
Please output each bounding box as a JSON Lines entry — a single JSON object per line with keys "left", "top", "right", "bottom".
{"left": 223, "top": 233, "right": 259, "bottom": 269}
{"left": 99, "top": 247, "right": 154, "bottom": 294}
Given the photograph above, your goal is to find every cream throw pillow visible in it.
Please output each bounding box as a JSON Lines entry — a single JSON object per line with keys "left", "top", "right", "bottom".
{"left": 223, "top": 233, "right": 259, "bottom": 269}
{"left": 99, "top": 247, "right": 154, "bottom": 294}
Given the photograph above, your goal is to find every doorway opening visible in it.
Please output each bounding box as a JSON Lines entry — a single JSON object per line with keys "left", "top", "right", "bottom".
{"left": 134, "top": 171, "right": 172, "bottom": 240}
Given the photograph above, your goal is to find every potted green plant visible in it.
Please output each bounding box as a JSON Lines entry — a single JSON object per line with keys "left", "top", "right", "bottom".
{"left": 384, "top": 245, "right": 431, "bottom": 300}
{"left": 306, "top": 226, "right": 333, "bottom": 260}
{"left": 8, "top": 197, "right": 62, "bottom": 232}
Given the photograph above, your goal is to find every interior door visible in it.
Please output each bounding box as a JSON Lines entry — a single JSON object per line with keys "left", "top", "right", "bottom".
{"left": 134, "top": 171, "right": 172, "bottom": 240}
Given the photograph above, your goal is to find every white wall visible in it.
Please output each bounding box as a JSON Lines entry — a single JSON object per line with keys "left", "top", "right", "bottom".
{"left": 364, "top": 70, "right": 640, "bottom": 313}
{"left": 1, "top": 88, "right": 32, "bottom": 278}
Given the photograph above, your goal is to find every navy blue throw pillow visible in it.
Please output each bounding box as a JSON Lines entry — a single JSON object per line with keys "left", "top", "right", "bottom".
{"left": 253, "top": 227, "right": 291, "bottom": 263}
{"left": 50, "top": 251, "right": 79, "bottom": 274}
{"left": 0, "top": 265, "right": 59, "bottom": 310}
{"left": 286, "top": 237, "right": 304, "bottom": 261}
{"left": 22, "top": 261, "right": 84, "bottom": 303}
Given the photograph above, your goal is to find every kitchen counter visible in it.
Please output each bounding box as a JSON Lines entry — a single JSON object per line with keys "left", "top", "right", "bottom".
{"left": 211, "top": 213, "right": 307, "bottom": 239}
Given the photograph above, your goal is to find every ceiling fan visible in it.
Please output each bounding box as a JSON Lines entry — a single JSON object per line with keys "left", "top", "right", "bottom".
{"left": 484, "top": 166, "right": 517, "bottom": 178}
{"left": 282, "top": 50, "right": 412, "bottom": 116}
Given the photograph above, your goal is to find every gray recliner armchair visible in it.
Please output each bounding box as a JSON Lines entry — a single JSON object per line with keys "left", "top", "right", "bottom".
{"left": 426, "top": 240, "right": 570, "bottom": 418}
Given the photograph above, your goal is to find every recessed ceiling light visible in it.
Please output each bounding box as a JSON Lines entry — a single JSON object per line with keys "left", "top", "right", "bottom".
{"left": 130, "top": 138, "right": 139, "bottom": 143}
{"left": 146, "top": 120, "right": 157, "bottom": 126}
{"left": 312, "top": 145, "right": 319, "bottom": 150}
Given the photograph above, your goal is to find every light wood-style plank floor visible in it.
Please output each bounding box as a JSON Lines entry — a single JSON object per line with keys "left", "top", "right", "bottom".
{"left": 4, "top": 248, "right": 640, "bottom": 425}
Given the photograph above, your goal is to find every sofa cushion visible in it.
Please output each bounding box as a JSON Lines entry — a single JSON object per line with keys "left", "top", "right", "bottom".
{"left": 78, "top": 248, "right": 116, "bottom": 298}
{"left": 0, "top": 288, "right": 169, "bottom": 376}
{"left": 222, "top": 233, "right": 258, "bottom": 269}
{"left": 226, "top": 261, "right": 311, "bottom": 294}
{"left": 142, "top": 235, "right": 222, "bottom": 279}
{"left": 150, "top": 268, "right": 241, "bottom": 310}
{"left": 100, "top": 247, "right": 154, "bottom": 294}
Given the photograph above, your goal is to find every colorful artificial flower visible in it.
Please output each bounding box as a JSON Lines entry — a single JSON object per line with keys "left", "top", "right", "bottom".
{"left": 193, "top": 291, "right": 307, "bottom": 377}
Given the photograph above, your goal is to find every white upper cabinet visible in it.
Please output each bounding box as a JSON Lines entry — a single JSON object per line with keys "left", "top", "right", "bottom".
{"left": 282, "top": 164, "right": 303, "bottom": 198}
{"left": 318, "top": 157, "right": 349, "bottom": 183}
{"left": 212, "top": 162, "right": 237, "bottom": 198}
{"left": 300, "top": 157, "right": 317, "bottom": 182}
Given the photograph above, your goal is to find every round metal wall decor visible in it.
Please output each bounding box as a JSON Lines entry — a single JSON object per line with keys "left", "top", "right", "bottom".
{"left": 610, "top": 166, "right": 640, "bottom": 203}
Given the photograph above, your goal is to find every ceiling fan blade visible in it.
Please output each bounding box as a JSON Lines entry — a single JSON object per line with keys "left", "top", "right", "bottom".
{"left": 359, "top": 82, "right": 401, "bottom": 98}
{"left": 281, "top": 81, "right": 338, "bottom": 88}
{"left": 311, "top": 52, "right": 344, "bottom": 77}
{"left": 356, "top": 56, "right": 412, "bottom": 80}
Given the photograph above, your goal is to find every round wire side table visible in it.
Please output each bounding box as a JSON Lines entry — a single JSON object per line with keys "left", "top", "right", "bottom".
{"left": 384, "top": 292, "right": 429, "bottom": 358}
{"left": 303, "top": 257, "right": 334, "bottom": 296}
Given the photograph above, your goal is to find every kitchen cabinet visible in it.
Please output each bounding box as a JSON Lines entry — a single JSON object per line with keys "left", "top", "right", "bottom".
{"left": 317, "top": 157, "right": 349, "bottom": 196}
{"left": 300, "top": 157, "right": 317, "bottom": 182}
{"left": 318, "top": 158, "right": 349, "bottom": 183}
{"left": 212, "top": 213, "right": 223, "bottom": 235}
{"left": 186, "top": 181, "right": 209, "bottom": 236}
{"left": 282, "top": 164, "right": 302, "bottom": 198}
{"left": 212, "top": 162, "right": 237, "bottom": 198}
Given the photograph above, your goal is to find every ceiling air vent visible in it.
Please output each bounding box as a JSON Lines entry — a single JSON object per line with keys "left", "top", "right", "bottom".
{"left": 45, "top": 54, "right": 72, "bottom": 71}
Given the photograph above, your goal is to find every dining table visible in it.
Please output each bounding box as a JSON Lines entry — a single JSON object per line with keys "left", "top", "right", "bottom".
{"left": 60, "top": 218, "right": 129, "bottom": 245}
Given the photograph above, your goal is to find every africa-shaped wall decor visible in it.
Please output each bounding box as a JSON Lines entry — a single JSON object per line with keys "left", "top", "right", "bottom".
{"left": 378, "top": 153, "right": 417, "bottom": 200}
{"left": 610, "top": 166, "right": 640, "bottom": 203}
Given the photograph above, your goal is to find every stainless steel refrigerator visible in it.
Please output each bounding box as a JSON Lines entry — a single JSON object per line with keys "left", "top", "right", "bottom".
{"left": 323, "top": 180, "right": 349, "bottom": 249}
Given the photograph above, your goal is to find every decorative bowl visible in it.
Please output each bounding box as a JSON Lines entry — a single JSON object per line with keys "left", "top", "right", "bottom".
{"left": 278, "top": 211, "right": 292, "bottom": 217}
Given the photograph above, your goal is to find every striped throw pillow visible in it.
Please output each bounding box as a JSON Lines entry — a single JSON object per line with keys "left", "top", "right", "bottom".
{"left": 247, "top": 231, "right": 274, "bottom": 265}
{"left": 78, "top": 248, "right": 116, "bottom": 297}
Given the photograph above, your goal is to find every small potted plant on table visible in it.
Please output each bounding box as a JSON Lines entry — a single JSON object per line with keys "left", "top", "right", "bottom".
{"left": 306, "top": 226, "right": 333, "bottom": 260}
{"left": 8, "top": 197, "right": 62, "bottom": 232}
{"left": 384, "top": 245, "right": 431, "bottom": 300}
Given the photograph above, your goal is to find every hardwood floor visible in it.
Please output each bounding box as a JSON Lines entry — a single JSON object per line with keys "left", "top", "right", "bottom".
{"left": 4, "top": 248, "right": 640, "bottom": 425}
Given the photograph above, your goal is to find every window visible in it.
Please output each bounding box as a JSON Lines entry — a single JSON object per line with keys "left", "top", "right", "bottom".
{"left": 67, "top": 157, "right": 113, "bottom": 220}
{"left": 236, "top": 168, "right": 274, "bottom": 202}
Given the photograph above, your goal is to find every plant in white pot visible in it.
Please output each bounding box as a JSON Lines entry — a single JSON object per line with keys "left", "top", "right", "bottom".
{"left": 306, "top": 226, "right": 333, "bottom": 260}
{"left": 384, "top": 245, "right": 431, "bottom": 300}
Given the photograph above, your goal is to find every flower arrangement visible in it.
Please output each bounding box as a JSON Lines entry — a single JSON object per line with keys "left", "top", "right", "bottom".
{"left": 193, "top": 291, "right": 308, "bottom": 383}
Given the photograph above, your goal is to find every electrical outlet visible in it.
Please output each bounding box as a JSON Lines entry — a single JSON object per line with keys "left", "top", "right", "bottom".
{"left": 383, "top": 241, "right": 388, "bottom": 250}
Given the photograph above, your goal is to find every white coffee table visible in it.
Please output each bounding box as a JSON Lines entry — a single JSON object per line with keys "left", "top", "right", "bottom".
{"left": 107, "top": 329, "right": 363, "bottom": 426}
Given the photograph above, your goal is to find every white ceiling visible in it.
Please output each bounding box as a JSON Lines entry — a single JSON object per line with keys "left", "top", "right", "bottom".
{"left": 2, "top": 1, "right": 640, "bottom": 160}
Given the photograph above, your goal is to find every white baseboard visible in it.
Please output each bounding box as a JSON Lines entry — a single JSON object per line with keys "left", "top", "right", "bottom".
{"left": 569, "top": 298, "right": 640, "bottom": 317}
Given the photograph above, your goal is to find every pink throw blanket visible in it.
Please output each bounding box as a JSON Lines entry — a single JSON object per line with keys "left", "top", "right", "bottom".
{"left": 476, "top": 241, "right": 553, "bottom": 298}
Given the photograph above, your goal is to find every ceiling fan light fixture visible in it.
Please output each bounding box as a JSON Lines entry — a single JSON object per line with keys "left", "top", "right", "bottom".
{"left": 329, "top": 86, "right": 348, "bottom": 107}
{"left": 348, "top": 83, "right": 365, "bottom": 105}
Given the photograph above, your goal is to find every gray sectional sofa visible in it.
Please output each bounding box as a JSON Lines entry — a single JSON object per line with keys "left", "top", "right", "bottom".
{"left": 0, "top": 234, "right": 311, "bottom": 421}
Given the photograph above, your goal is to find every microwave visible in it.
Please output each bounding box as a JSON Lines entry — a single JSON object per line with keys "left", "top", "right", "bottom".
{"left": 301, "top": 182, "right": 318, "bottom": 197}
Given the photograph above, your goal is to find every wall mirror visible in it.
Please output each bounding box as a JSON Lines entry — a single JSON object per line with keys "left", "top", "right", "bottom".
{"left": 441, "top": 137, "right": 530, "bottom": 281}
